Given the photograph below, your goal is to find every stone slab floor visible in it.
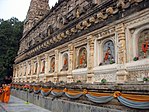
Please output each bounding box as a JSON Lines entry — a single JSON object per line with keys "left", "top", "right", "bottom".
{"left": 0, "top": 96, "right": 51, "bottom": 112}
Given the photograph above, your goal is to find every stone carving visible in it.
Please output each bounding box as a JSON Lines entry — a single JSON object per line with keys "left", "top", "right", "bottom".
{"left": 60, "top": 33, "right": 65, "bottom": 38}
{"left": 76, "top": 8, "right": 80, "bottom": 18}
{"left": 128, "top": 70, "right": 149, "bottom": 81}
{"left": 47, "top": 25, "right": 53, "bottom": 36}
{"left": 77, "top": 47, "right": 87, "bottom": 68}
{"left": 34, "top": 62, "right": 38, "bottom": 74}
{"left": 71, "top": 27, "right": 77, "bottom": 33}
{"left": 76, "top": 23, "right": 83, "bottom": 30}
{"left": 106, "top": 7, "right": 114, "bottom": 15}
{"left": 94, "top": 73, "right": 116, "bottom": 82}
{"left": 24, "top": 0, "right": 50, "bottom": 34}
{"left": 66, "top": 30, "right": 72, "bottom": 35}
{"left": 41, "top": 60, "right": 45, "bottom": 73}
{"left": 97, "top": 12, "right": 108, "bottom": 20}
{"left": 82, "top": 20, "right": 91, "bottom": 28}
{"left": 57, "top": 34, "right": 63, "bottom": 40}
{"left": 49, "top": 57, "right": 55, "bottom": 73}
{"left": 28, "top": 62, "right": 31, "bottom": 75}
{"left": 117, "top": 0, "right": 130, "bottom": 9}
{"left": 102, "top": 40, "right": 115, "bottom": 65}
{"left": 61, "top": 53, "right": 68, "bottom": 71}
{"left": 89, "top": 16, "right": 96, "bottom": 23}
{"left": 116, "top": 23, "right": 126, "bottom": 64}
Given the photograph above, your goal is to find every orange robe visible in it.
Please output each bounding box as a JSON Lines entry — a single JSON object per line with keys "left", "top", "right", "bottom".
{"left": 0, "top": 89, "right": 4, "bottom": 102}
{"left": 3, "top": 86, "right": 11, "bottom": 103}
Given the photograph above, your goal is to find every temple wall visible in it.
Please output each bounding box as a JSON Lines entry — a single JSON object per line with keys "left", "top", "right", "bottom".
{"left": 13, "top": 0, "right": 149, "bottom": 83}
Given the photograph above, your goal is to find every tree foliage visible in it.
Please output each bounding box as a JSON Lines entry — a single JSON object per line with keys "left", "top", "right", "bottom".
{"left": 0, "top": 17, "right": 23, "bottom": 82}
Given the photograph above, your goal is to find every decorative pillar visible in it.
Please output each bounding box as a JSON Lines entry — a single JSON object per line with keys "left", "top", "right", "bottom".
{"left": 28, "top": 62, "right": 31, "bottom": 82}
{"left": 44, "top": 54, "right": 48, "bottom": 82}
{"left": 12, "top": 66, "right": 15, "bottom": 82}
{"left": 53, "top": 49, "right": 59, "bottom": 83}
{"left": 67, "top": 44, "right": 74, "bottom": 83}
{"left": 18, "top": 65, "right": 21, "bottom": 82}
{"left": 36, "top": 56, "right": 40, "bottom": 82}
{"left": 87, "top": 35, "right": 95, "bottom": 83}
{"left": 16, "top": 66, "right": 18, "bottom": 82}
{"left": 30, "top": 60, "right": 33, "bottom": 82}
{"left": 116, "top": 23, "right": 128, "bottom": 83}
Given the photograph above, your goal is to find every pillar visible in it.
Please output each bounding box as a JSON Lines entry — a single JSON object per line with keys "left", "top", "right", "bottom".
{"left": 87, "top": 35, "right": 95, "bottom": 83}
{"left": 53, "top": 49, "right": 59, "bottom": 83}
{"left": 36, "top": 56, "right": 40, "bottom": 82}
{"left": 44, "top": 53, "right": 48, "bottom": 82}
{"left": 116, "top": 23, "right": 128, "bottom": 83}
{"left": 67, "top": 44, "right": 74, "bottom": 83}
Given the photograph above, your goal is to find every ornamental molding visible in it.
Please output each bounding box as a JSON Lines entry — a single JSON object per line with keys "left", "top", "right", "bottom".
{"left": 124, "top": 9, "right": 149, "bottom": 29}
{"left": 125, "top": 59, "right": 149, "bottom": 71}
{"left": 72, "top": 68, "right": 87, "bottom": 75}
{"left": 93, "top": 64, "right": 117, "bottom": 74}
{"left": 94, "top": 27, "right": 115, "bottom": 40}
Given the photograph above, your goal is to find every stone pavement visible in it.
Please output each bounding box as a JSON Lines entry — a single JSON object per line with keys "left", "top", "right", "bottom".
{"left": 0, "top": 96, "right": 51, "bottom": 112}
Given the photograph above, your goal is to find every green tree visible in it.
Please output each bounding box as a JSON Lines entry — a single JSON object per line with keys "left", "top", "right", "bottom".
{"left": 0, "top": 17, "right": 23, "bottom": 83}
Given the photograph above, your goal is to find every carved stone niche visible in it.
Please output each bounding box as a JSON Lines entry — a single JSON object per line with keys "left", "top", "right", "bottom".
{"left": 47, "top": 25, "right": 54, "bottom": 36}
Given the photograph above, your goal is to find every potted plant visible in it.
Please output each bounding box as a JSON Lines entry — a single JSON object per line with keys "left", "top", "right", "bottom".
{"left": 99, "top": 62, "right": 103, "bottom": 66}
{"left": 60, "top": 80, "right": 64, "bottom": 83}
{"left": 143, "top": 77, "right": 149, "bottom": 83}
{"left": 101, "top": 78, "right": 107, "bottom": 84}
{"left": 133, "top": 56, "right": 139, "bottom": 61}
{"left": 76, "top": 80, "right": 82, "bottom": 84}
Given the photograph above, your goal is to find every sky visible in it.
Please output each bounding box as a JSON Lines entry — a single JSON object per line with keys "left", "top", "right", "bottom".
{"left": 0, "top": 0, "right": 58, "bottom": 21}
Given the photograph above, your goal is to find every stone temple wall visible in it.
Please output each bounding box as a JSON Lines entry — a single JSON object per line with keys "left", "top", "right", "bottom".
{"left": 13, "top": 0, "right": 149, "bottom": 83}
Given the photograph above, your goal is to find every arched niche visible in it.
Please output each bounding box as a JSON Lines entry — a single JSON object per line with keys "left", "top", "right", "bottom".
{"left": 78, "top": 47, "right": 87, "bottom": 68}
{"left": 132, "top": 25, "right": 149, "bottom": 60}
{"left": 61, "top": 53, "right": 68, "bottom": 71}
{"left": 99, "top": 39, "right": 115, "bottom": 65}
{"left": 50, "top": 57, "right": 55, "bottom": 73}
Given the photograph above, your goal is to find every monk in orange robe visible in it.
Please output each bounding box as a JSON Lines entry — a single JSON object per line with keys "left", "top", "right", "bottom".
{"left": 0, "top": 84, "right": 6, "bottom": 102}
{"left": 3, "top": 85, "right": 11, "bottom": 103}
{"left": 0, "top": 88, "right": 4, "bottom": 102}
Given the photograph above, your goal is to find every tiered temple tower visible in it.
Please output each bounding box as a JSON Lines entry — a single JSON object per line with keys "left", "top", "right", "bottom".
{"left": 23, "top": 0, "right": 50, "bottom": 35}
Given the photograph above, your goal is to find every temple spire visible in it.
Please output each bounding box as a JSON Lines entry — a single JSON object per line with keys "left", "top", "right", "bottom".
{"left": 23, "top": 0, "right": 50, "bottom": 34}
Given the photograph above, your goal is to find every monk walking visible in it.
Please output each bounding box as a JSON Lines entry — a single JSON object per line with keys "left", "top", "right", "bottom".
{"left": 0, "top": 84, "right": 5, "bottom": 102}
{"left": 3, "top": 84, "right": 11, "bottom": 103}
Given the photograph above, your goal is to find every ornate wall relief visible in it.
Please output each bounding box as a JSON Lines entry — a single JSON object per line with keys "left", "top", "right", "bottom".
{"left": 76, "top": 47, "right": 87, "bottom": 68}
{"left": 138, "top": 29, "right": 149, "bottom": 59}
{"left": 98, "top": 38, "right": 115, "bottom": 66}
{"left": 129, "top": 24, "right": 149, "bottom": 62}
{"left": 94, "top": 72, "right": 116, "bottom": 82}
{"left": 61, "top": 53, "right": 68, "bottom": 71}
{"left": 128, "top": 70, "right": 149, "bottom": 81}
{"left": 103, "top": 40, "right": 115, "bottom": 65}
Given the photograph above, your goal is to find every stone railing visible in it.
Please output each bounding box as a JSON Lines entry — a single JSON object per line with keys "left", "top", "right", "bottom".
{"left": 11, "top": 82, "right": 149, "bottom": 112}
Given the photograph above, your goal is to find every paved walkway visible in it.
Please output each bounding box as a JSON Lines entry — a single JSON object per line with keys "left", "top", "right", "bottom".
{"left": 0, "top": 96, "right": 51, "bottom": 112}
